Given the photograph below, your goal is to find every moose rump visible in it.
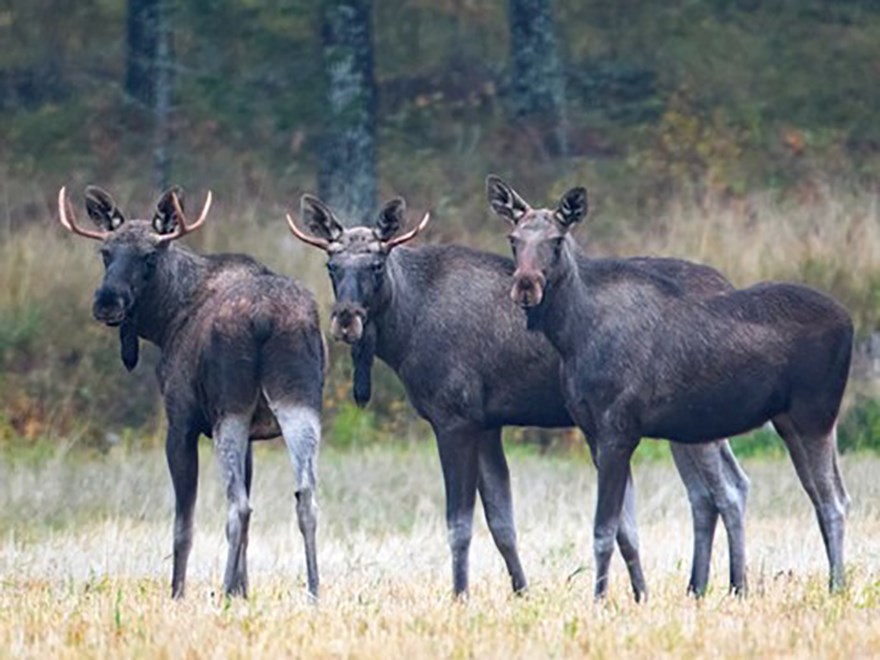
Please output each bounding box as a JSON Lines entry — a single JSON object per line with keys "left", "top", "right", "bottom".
{"left": 198, "top": 281, "right": 323, "bottom": 438}
{"left": 183, "top": 276, "right": 324, "bottom": 598}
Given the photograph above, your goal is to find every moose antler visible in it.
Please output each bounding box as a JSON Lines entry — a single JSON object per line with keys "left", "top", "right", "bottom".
{"left": 155, "top": 190, "right": 213, "bottom": 244}
{"left": 57, "top": 186, "right": 111, "bottom": 240}
{"left": 286, "top": 212, "right": 332, "bottom": 251}
{"left": 382, "top": 211, "right": 431, "bottom": 250}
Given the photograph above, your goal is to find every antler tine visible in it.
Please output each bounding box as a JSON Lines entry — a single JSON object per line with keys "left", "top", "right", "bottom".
{"left": 157, "top": 190, "right": 213, "bottom": 243}
{"left": 57, "top": 187, "right": 110, "bottom": 240}
{"left": 285, "top": 212, "right": 331, "bottom": 251}
{"left": 382, "top": 211, "right": 432, "bottom": 250}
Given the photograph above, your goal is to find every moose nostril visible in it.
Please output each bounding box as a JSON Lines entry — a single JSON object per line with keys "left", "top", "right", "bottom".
{"left": 95, "top": 289, "right": 120, "bottom": 308}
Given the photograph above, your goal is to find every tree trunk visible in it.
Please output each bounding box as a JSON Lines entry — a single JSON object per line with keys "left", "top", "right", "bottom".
{"left": 126, "top": 0, "right": 159, "bottom": 109}
{"left": 507, "top": 0, "right": 567, "bottom": 157}
{"left": 318, "top": 0, "right": 377, "bottom": 227}
{"left": 125, "top": 0, "right": 172, "bottom": 188}
{"left": 153, "top": 0, "right": 173, "bottom": 190}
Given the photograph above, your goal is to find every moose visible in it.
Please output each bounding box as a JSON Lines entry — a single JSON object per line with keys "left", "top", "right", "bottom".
{"left": 488, "top": 175, "right": 853, "bottom": 599}
{"left": 286, "top": 193, "right": 750, "bottom": 600}
{"left": 57, "top": 186, "right": 324, "bottom": 599}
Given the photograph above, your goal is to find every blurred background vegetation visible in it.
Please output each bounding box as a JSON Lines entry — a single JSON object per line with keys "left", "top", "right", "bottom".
{"left": 2, "top": 0, "right": 880, "bottom": 456}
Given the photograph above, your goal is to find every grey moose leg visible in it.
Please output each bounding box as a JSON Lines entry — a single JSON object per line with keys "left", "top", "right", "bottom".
{"left": 476, "top": 429, "right": 528, "bottom": 594}
{"left": 214, "top": 414, "right": 253, "bottom": 598}
{"left": 436, "top": 426, "right": 480, "bottom": 598}
{"left": 166, "top": 422, "right": 199, "bottom": 599}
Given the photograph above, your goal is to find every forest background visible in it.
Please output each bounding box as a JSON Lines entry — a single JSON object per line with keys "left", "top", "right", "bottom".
{"left": 2, "top": 0, "right": 880, "bottom": 457}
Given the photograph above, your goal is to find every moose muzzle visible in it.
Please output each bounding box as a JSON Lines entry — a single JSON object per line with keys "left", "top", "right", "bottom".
{"left": 329, "top": 303, "right": 366, "bottom": 344}
{"left": 510, "top": 270, "right": 546, "bottom": 308}
{"left": 92, "top": 286, "right": 132, "bottom": 326}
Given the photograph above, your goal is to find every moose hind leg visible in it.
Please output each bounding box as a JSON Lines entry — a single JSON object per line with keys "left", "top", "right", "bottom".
{"left": 673, "top": 440, "right": 749, "bottom": 595}
{"left": 166, "top": 423, "right": 199, "bottom": 599}
{"left": 271, "top": 401, "right": 321, "bottom": 599}
{"left": 476, "top": 429, "right": 527, "bottom": 594}
{"left": 214, "top": 414, "right": 253, "bottom": 598}
{"left": 670, "top": 442, "right": 717, "bottom": 596}
{"left": 718, "top": 440, "right": 749, "bottom": 595}
{"left": 774, "top": 414, "right": 848, "bottom": 592}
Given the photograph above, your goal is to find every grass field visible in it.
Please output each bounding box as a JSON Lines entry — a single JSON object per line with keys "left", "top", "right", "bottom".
{"left": 2, "top": 442, "right": 879, "bottom": 658}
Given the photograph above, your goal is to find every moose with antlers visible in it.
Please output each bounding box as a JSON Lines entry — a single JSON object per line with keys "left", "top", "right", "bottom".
{"left": 286, "top": 193, "right": 751, "bottom": 599}
{"left": 57, "top": 186, "right": 325, "bottom": 599}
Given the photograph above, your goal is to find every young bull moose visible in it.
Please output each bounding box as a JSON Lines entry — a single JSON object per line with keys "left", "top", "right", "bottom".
{"left": 489, "top": 175, "right": 853, "bottom": 599}
{"left": 57, "top": 186, "right": 324, "bottom": 599}
{"left": 285, "top": 194, "right": 751, "bottom": 600}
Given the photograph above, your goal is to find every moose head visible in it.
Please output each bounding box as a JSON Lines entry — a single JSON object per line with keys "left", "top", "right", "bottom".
{"left": 486, "top": 175, "right": 588, "bottom": 308}
{"left": 286, "top": 195, "right": 430, "bottom": 345}
{"left": 57, "top": 185, "right": 212, "bottom": 369}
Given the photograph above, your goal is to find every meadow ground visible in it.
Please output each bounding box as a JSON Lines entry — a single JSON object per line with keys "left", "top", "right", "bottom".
{"left": 1, "top": 442, "right": 880, "bottom": 658}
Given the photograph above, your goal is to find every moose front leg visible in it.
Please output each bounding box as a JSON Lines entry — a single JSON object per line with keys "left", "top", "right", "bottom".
{"left": 616, "top": 468, "right": 647, "bottom": 601}
{"left": 214, "top": 414, "right": 252, "bottom": 598}
{"left": 166, "top": 421, "right": 200, "bottom": 599}
{"left": 436, "top": 426, "right": 480, "bottom": 598}
{"left": 476, "top": 428, "right": 527, "bottom": 594}
{"left": 585, "top": 437, "right": 647, "bottom": 600}
{"left": 593, "top": 434, "right": 641, "bottom": 601}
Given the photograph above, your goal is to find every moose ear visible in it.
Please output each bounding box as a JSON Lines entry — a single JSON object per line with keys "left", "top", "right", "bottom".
{"left": 85, "top": 186, "right": 126, "bottom": 231}
{"left": 554, "top": 187, "right": 588, "bottom": 228}
{"left": 486, "top": 175, "right": 530, "bottom": 224}
{"left": 301, "top": 195, "right": 344, "bottom": 242}
{"left": 374, "top": 198, "right": 406, "bottom": 241}
{"left": 153, "top": 186, "right": 185, "bottom": 235}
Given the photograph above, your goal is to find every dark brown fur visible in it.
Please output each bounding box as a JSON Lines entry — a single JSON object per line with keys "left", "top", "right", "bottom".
{"left": 289, "top": 193, "right": 751, "bottom": 600}
{"left": 491, "top": 175, "right": 853, "bottom": 599}
{"left": 66, "top": 187, "right": 324, "bottom": 599}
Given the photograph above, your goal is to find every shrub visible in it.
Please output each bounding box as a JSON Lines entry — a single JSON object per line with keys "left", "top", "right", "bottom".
{"left": 839, "top": 396, "right": 880, "bottom": 453}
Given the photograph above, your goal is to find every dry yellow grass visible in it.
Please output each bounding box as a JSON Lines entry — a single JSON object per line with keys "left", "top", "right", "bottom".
{"left": 2, "top": 444, "right": 879, "bottom": 658}
{"left": 607, "top": 186, "right": 880, "bottom": 331}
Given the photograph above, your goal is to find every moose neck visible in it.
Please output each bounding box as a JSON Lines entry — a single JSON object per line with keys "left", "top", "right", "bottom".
{"left": 528, "top": 239, "right": 595, "bottom": 359}
{"left": 134, "top": 244, "right": 211, "bottom": 349}
{"left": 369, "top": 248, "right": 421, "bottom": 371}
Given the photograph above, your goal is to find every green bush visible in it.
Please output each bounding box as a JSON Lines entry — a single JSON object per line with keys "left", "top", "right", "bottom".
{"left": 327, "top": 400, "right": 382, "bottom": 449}
{"left": 839, "top": 396, "right": 880, "bottom": 453}
{"left": 729, "top": 426, "right": 787, "bottom": 459}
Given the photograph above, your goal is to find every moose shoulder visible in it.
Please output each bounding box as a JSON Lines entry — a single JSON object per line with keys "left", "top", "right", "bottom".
{"left": 58, "top": 186, "right": 324, "bottom": 600}
{"left": 490, "top": 175, "right": 853, "bottom": 599}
